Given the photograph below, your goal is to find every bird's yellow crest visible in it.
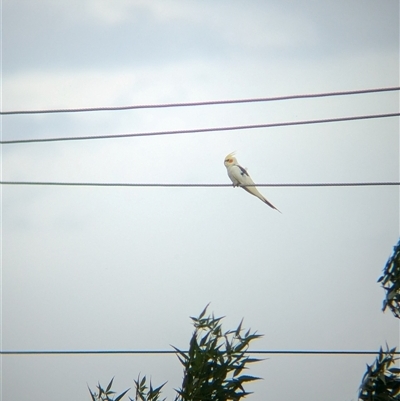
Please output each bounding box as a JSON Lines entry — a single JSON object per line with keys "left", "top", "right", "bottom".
{"left": 224, "top": 151, "right": 237, "bottom": 165}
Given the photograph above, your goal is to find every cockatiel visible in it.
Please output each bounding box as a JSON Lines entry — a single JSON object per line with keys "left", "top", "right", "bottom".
{"left": 224, "top": 152, "right": 281, "bottom": 212}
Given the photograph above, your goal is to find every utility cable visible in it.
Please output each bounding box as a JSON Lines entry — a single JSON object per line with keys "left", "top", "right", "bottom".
{"left": 1, "top": 86, "right": 399, "bottom": 115}
{"left": 1, "top": 349, "right": 398, "bottom": 355}
{"left": 1, "top": 112, "right": 399, "bottom": 145}
{"left": 0, "top": 182, "right": 398, "bottom": 188}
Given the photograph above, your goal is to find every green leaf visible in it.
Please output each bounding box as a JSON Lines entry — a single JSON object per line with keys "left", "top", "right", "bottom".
{"left": 233, "top": 367, "right": 244, "bottom": 377}
{"left": 235, "top": 319, "right": 244, "bottom": 337}
{"left": 115, "top": 388, "right": 130, "bottom": 401}
{"left": 236, "top": 374, "right": 262, "bottom": 383}
{"left": 243, "top": 357, "right": 262, "bottom": 364}
{"left": 106, "top": 377, "right": 115, "bottom": 392}
{"left": 152, "top": 382, "right": 167, "bottom": 394}
{"left": 88, "top": 385, "right": 97, "bottom": 401}
{"left": 171, "top": 345, "right": 188, "bottom": 360}
{"left": 198, "top": 303, "right": 210, "bottom": 319}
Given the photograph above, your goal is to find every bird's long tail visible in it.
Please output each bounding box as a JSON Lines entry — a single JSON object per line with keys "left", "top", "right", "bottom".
{"left": 241, "top": 185, "right": 281, "bottom": 213}
{"left": 262, "top": 197, "right": 282, "bottom": 213}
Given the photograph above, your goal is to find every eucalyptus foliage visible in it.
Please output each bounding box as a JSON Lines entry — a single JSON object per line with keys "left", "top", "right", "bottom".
{"left": 378, "top": 238, "right": 400, "bottom": 318}
{"left": 173, "top": 304, "right": 263, "bottom": 401}
{"left": 357, "top": 239, "right": 400, "bottom": 400}
{"left": 88, "top": 377, "right": 130, "bottom": 401}
{"left": 88, "top": 305, "right": 262, "bottom": 401}
{"left": 358, "top": 346, "right": 400, "bottom": 401}
{"left": 133, "top": 375, "right": 166, "bottom": 401}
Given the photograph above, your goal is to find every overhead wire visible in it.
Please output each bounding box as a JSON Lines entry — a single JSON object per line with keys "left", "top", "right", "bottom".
{"left": 1, "top": 112, "right": 399, "bottom": 145}
{"left": 1, "top": 86, "right": 399, "bottom": 115}
{"left": 0, "top": 181, "right": 398, "bottom": 188}
{"left": 1, "top": 349, "right": 398, "bottom": 356}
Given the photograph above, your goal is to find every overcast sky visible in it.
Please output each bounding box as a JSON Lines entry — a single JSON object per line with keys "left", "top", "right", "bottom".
{"left": 1, "top": 1, "right": 399, "bottom": 401}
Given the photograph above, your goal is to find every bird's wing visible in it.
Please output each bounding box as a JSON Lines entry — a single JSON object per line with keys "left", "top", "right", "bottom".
{"left": 227, "top": 165, "right": 245, "bottom": 186}
{"left": 232, "top": 164, "right": 256, "bottom": 186}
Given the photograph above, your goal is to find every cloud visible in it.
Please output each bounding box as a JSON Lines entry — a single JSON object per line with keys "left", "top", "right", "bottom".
{"left": 3, "top": 0, "right": 397, "bottom": 77}
{"left": 86, "top": 0, "right": 196, "bottom": 24}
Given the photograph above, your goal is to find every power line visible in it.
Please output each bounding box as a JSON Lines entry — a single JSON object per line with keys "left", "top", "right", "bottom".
{"left": 1, "top": 86, "right": 399, "bottom": 115}
{"left": 1, "top": 112, "right": 399, "bottom": 145}
{"left": 1, "top": 349, "right": 398, "bottom": 356}
{"left": 0, "top": 181, "right": 398, "bottom": 188}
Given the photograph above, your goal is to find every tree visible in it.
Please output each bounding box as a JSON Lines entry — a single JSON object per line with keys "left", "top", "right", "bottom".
{"left": 378, "top": 238, "right": 400, "bottom": 318}
{"left": 358, "top": 346, "right": 400, "bottom": 401}
{"left": 89, "top": 305, "right": 262, "bottom": 401}
{"left": 357, "top": 238, "right": 400, "bottom": 400}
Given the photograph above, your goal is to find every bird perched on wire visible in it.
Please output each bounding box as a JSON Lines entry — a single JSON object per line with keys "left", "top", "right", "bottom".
{"left": 224, "top": 152, "right": 281, "bottom": 212}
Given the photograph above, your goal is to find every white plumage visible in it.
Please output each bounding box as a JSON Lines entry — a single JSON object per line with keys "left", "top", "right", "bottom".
{"left": 224, "top": 152, "right": 281, "bottom": 212}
